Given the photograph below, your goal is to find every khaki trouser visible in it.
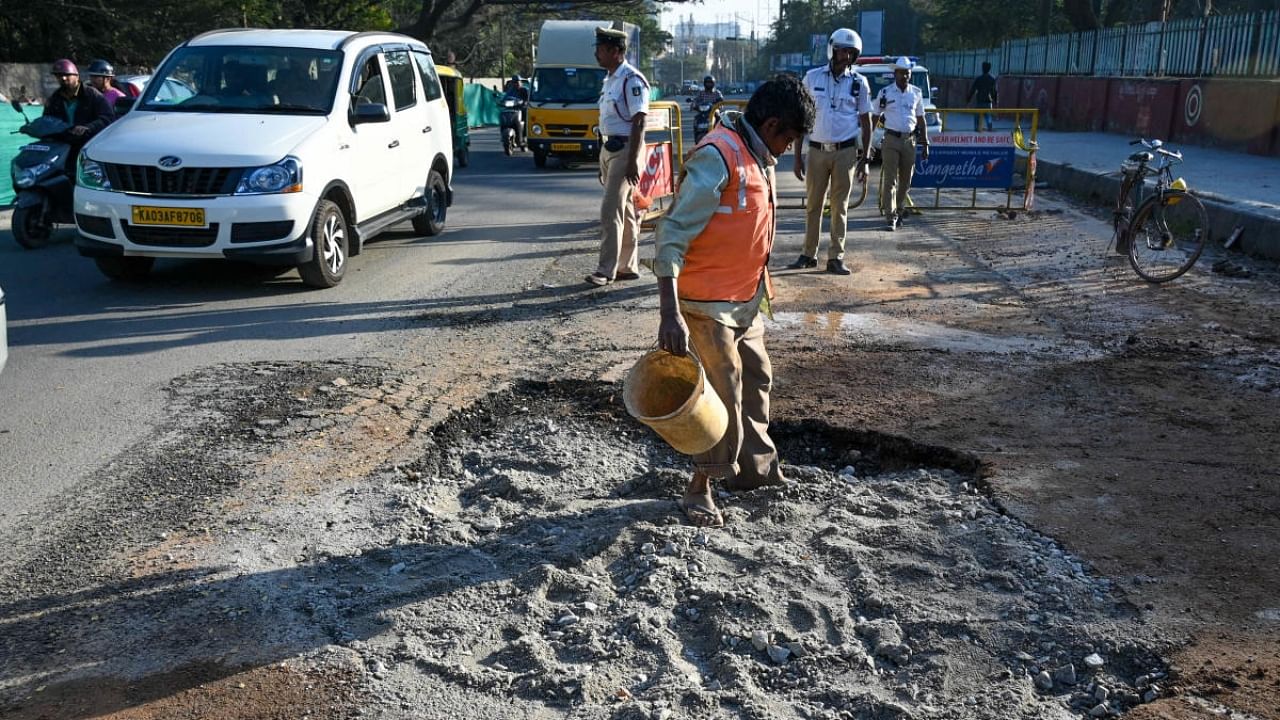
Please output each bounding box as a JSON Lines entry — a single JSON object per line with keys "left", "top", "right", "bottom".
{"left": 802, "top": 144, "right": 859, "bottom": 261}
{"left": 880, "top": 132, "right": 916, "bottom": 219}
{"left": 683, "top": 309, "right": 781, "bottom": 484}
{"left": 597, "top": 145, "right": 640, "bottom": 278}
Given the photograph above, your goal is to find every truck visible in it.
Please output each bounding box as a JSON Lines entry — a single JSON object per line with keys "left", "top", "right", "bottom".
{"left": 527, "top": 19, "right": 639, "bottom": 168}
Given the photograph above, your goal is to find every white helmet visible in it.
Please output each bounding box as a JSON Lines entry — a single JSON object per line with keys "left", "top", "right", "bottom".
{"left": 827, "top": 28, "right": 863, "bottom": 60}
{"left": 894, "top": 56, "right": 914, "bottom": 71}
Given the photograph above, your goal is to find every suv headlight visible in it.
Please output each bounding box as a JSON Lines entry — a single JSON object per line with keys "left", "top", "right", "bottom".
{"left": 78, "top": 155, "right": 111, "bottom": 190}
{"left": 235, "top": 156, "right": 302, "bottom": 195}
{"left": 531, "top": 124, "right": 543, "bottom": 136}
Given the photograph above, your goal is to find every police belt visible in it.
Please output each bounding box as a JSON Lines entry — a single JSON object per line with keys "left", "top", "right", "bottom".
{"left": 884, "top": 128, "right": 915, "bottom": 139}
{"left": 809, "top": 138, "right": 858, "bottom": 152}
{"left": 603, "top": 135, "right": 629, "bottom": 145}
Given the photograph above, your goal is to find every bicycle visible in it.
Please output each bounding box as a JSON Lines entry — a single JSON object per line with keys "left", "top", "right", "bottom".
{"left": 1112, "top": 138, "right": 1209, "bottom": 283}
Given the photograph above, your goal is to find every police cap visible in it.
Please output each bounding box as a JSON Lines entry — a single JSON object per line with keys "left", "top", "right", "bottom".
{"left": 594, "top": 27, "right": 628, "bottom": 50}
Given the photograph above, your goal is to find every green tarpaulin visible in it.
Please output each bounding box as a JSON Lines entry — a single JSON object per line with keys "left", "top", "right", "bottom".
{"left": 464, "top": 84, "right": 503, "bottom": 128}
{"left": 0, "top": 108, "right": 32, "bottom": 206}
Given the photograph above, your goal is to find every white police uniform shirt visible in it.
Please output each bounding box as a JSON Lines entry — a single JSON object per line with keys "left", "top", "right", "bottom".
{"left": 802, "top": 64, "right": 872, "bottom": 145}
{"left": 599, "top": 61, "right": 650, "bottom": 138}
{"left": 876, "top": 82, "right": 925, "bottom": 134}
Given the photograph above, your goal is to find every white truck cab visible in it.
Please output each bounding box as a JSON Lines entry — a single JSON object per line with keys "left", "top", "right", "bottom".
{"left": 75, "top": 29, "right": 454, "bottom": 288}
{"left": 857, "top": 56, "right": 943, "bottom": 162}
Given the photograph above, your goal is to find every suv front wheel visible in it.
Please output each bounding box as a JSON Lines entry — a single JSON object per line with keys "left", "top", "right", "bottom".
{"left": 411, "top": 169, "right": 447, "bottom": 237}
{"left": 298, "top": 200, "right": 348, "bottom": 288}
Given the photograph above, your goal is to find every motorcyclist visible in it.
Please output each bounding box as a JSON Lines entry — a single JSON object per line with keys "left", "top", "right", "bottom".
{"left": 503, "top": 74, "right": 529, "bottom": 103}
{"left": 41, "top": 59, "right": 113, "bottom": 170}
{"left": 87, "top": 59, "right": 126, "bottom": 107}
{"left": 688, "top": 74, "right": 724, "bottom": 111}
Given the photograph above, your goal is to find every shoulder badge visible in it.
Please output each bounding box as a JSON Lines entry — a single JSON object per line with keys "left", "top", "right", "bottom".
{"left": 631, "top": 85, "right": 641, "bottom": 97}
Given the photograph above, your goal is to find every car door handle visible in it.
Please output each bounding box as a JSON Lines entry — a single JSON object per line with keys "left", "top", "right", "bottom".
{"left": 422, "top": 126, "right": 432, "bottom": 134}
{"left": 388, "top": 140, "right": 400, "bottom": 149}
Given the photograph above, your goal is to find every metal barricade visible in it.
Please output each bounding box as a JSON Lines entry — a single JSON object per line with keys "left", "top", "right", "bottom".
{"left": 636, "top": 101, "right": 683, "bottom": 224}
{"left": 887, "top": 107, "right": 1039, "bottom": 213}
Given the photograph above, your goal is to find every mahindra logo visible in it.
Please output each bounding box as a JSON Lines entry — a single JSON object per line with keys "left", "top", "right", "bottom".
{"left": 561, "top": 128, "right": 573, "bottom": 136}
{"left": 157, "top": 156, "right": 183, "bottom": 170}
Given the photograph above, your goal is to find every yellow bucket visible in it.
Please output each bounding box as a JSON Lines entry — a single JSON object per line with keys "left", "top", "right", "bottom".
{"left": 623, "top": 350, "right": 729, "bottom": 455}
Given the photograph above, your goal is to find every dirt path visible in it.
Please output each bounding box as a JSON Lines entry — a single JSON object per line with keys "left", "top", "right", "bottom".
{"left": 0, "top": 192, "right": 1276, "bottom": 719}
{"left": 769, "top": 198, "right": 1280, "bottom": 718}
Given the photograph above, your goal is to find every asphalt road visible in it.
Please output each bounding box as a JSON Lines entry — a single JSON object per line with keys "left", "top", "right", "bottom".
{"left": 0, "top": 127, "right": 605, "bottom": 533}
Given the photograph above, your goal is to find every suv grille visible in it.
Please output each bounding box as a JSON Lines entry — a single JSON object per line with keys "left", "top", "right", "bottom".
{"left": 104, "top": 164, "right": 241, "bottom": 196}
{"left": 121, "top": 220, "right": 219, "bottom": 247}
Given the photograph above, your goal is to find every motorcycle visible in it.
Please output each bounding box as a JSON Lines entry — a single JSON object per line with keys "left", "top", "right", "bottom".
{"left": 8, "top": 99, "right": 76, "bottom": 249}
{"left": 499, "top": 93, "right": 527, "bottom": 156}
{"left": 692, "top": 102, "right": 717, "bottom": 144}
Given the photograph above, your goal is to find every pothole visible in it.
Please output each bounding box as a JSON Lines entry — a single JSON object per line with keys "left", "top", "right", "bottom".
{"left": 361, "top": 380, "right": 1172, "bottom": 718}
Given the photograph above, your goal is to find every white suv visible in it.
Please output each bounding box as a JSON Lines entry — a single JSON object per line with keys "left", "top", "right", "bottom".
{"left": 857, "top": 57, "right": 943, "bottom": 162}
{"left": 75, "top": 29, "right": 453, "bottom": 288}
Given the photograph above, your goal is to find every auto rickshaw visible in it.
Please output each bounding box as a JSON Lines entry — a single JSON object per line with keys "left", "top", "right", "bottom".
{"left": 436, "top": 64, "right": 470, "bottom": 168}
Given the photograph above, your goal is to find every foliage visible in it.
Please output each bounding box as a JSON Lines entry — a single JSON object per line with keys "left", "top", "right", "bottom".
{"left": 0, "top": 0, "right": 680, "bottom": 70}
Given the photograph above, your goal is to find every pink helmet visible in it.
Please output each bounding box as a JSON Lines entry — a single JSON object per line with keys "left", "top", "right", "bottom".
{"left": 51, "top": 59, "right": 78, "bottom": 76}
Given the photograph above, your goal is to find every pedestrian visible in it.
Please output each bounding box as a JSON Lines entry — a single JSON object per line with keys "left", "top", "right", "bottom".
{"left": 42, "top": 59, "right": 113, "bottom": 171}
{"left": 874, "top": 56, "right": 929, "bottom": 231}
{"left": 86, "top": 59, "right": 126, "bottom": 108}
{"left": 585, "top": 24, "right": 650, "bottom": 287}
{"left": 788, "top": 28, "right": 873, "bottom": 276}
{"left": 653, "top": 75, "right": 815, "bottom": 527}
{"left": 967, "top": 61, "right": 997, "bottom": 131}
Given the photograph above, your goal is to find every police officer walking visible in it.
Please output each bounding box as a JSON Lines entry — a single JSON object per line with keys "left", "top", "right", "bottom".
{"left": 788, "top": 28, "right": 872, "bottom": 276}
{"left": 874, "top": 56, "right": 929, "bottom": 231}
{"left": 586, "top": 25, "right": 650, "bottom": 287}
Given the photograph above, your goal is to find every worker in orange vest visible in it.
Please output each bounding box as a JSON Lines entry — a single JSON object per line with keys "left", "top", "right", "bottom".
{"left": 653, "top": 76, "right": 816, "bottom": 527}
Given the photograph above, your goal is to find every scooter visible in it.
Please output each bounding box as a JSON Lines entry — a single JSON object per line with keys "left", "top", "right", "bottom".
{"left": 8, "top": 99, "right": 76, "bottom": 249}
{"left": 499, "top": 93, "right": 527, "bottom": 156}
{"left": 692, "top": 102, "right": 717, "bottom": 144}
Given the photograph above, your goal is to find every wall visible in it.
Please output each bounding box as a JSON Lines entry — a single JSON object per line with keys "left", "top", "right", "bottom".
{"left": 0, "top": 64, "right": 56, "bottom": 103}
{"left": 932, "top": 72, "right": 1280, "bottom": 157}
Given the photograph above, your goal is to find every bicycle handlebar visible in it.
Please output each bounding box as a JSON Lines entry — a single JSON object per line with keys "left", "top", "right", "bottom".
{"left": 1130, "top": 138, "right": 1183, "bottom": 161}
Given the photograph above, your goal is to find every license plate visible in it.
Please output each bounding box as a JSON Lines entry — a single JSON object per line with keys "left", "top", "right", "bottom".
{"left": 551, "top": 143, "right": 579, "bottom": 151}
{"left": 22, "top": 144, "right": 50, "bottom": 152}
{"left": 131, "top": 206, "right": 206, "bottom": 227}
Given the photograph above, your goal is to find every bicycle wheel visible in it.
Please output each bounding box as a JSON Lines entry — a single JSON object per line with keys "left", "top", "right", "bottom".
{"left": 1128, "top": 190, "right": 1208, "bottom": 283}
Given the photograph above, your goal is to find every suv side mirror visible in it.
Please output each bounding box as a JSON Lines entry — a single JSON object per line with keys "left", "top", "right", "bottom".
{"left": 930, "top": 86, "right": 939, "bottom": 96}
{"left": 351, "top": 102, "right": 390, "bottom": 125}
{"left": 9, "top": 98, "right": 22, "bottom": 114}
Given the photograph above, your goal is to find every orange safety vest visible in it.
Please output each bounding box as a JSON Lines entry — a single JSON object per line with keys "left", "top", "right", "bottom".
{"left": 678, "top": 124, "right": 775, "bottom": 304}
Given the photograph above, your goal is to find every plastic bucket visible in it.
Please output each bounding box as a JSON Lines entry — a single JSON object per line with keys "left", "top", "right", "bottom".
{"left": 623, "top": 350, "right": 728, "bottom": 455}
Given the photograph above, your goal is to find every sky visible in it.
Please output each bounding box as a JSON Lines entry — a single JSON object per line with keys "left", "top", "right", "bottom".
{"left": 660, "top": 0, "right": 779, "bottom": 40}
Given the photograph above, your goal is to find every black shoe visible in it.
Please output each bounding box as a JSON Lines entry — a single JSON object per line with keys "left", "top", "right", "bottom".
{"left": 788, "top": 254, "right": 817, "bottom": 269}
{"left": 826, "top": 259, "right": 851, "bottom": 275}
{"left": 884, "top": 214, "right": 897, "bottom": 231}
{"left": 891, "top": 214, "right": 902, "bottom": 230}
{"left": 614, "top": 271, "right": 640, "bottom": 281}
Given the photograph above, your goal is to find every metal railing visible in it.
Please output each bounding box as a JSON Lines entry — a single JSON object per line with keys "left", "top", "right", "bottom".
{"left": 925, "top": 10, "right": 1280, "bottom": 78}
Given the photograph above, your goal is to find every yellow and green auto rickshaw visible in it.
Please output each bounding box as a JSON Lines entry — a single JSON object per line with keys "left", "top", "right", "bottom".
{"left": 436, "top": 65, "right": 470, "bottom": 168}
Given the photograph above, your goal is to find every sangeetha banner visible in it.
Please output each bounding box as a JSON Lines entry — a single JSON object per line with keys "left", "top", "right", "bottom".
{"left": 913, "top": 132, "right": 1015, "bottom": 189}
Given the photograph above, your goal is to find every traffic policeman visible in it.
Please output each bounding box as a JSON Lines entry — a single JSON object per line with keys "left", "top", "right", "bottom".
{"left": 789, "top": 28, "right": 872, "bottom": 276}
{"left": 586, "top": 25, "right": 650, "bottom": 286}
{"left": 874, "top": 56, "right": 929, "bottom": 231}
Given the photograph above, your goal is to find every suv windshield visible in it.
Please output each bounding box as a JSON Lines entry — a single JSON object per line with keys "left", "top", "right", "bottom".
{"left": 865, "top": 69, "right": 931, "bottom": 103}
{"left": 139, "top": 46, "right": 343, "bottom": 114}
{"left": 531, "top": 67, "right": 606, "bottom": 104}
